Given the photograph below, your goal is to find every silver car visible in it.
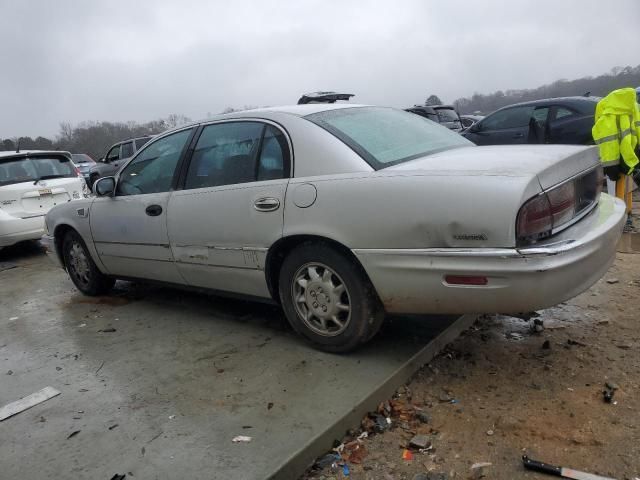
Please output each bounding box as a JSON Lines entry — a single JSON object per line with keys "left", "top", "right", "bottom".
{"left": 42, "top": 104, "right": 626, "bottom": 352}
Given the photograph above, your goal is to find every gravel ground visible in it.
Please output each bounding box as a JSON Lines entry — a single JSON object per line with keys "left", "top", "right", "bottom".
{"left": 304, "top": 203, "right": 640, "bottom": 480}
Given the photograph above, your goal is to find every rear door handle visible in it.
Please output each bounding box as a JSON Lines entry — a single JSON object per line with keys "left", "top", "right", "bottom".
{"left": 145, "top": 204, "right": 163, "bottom": 216}
{"left": 254, "top": 197, "right": 280, "bottom": 212}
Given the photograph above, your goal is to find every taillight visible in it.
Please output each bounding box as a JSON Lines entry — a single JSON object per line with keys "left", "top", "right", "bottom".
{"left": 516, "top": 167, "right": 602, "bottom": 246}
{"left": 547, "top": 182, "right": 576, "bottom": 227}
{"left": 516, "top": 194, "right": 553, "bottom": 243}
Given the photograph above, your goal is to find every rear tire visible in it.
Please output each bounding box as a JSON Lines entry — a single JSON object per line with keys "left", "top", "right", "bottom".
{"left": 62, "top": 230, "right": 114, "bottom": 295}
{"left": 279, "top": 242, "right": 384, "bottom": 353}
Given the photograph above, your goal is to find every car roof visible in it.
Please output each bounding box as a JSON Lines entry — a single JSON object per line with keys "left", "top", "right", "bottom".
{"left": 0, "top": 150, "right": 72, "bottom": 160}
{"left": 498, "top": 96, "right": 600, "bottom": 109}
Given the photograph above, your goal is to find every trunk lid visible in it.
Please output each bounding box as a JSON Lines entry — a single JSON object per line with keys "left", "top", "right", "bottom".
{"left": 384, "top": 144, "right": 599, "bottom": 190}
{"left": 0, "top": 177, "right": 84, "bottom": 217}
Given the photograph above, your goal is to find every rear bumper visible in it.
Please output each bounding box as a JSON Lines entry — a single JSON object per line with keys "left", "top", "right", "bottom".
{"left": 353, "top": 194, "right": 626, "bottom": 314}
{"left": 0, "top": 215, "right": 45, "bottom": 247}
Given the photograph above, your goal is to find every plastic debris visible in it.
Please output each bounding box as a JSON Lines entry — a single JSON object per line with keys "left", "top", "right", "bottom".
{"left": 110, "top": 475, "right": 126, "bottom": 480}
{"left": 342, "top": 463, "right": 350, "bottom": 476}
{"left": 232, "top": 435, "right": 252, "bottom": 443}
{"left": 98, "top": 328, "right": 117, "bottom": 333}
{"left": 606, "top": 278, "right": 619, "bottom": 284}
{"left": 402, "top": 449, "right": 414, "bottom": 460}
{"left": 0, "top": 386, "right": 61, "bottom": 421}
{"left": 470, "top": 462, "right": 492, "bottom": 479}
{"left": 409, "top": 434, "right": 430, "bottom": 449}
{"left": 314, "top": 452, "right": 341, "bottom": 469}
{"left": 67, "top": 430, "right": 81, "bottom": 439}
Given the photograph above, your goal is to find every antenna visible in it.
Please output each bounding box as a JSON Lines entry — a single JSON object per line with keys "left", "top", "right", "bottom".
{"left": 15, "top": 139, "right": 20, "bottom": 153}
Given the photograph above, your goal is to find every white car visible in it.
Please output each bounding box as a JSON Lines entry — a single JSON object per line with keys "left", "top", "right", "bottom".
{"left": 42, "top": 105, "right": 625, "bottom": 352}
{"left": 0, "top": 150, "right": 86, "bottom": 249}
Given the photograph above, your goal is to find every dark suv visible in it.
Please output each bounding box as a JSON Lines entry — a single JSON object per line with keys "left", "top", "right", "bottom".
{"left": 88, "top": 136, "right": 153, "bottom": 187}
{"left": 462, "top": 97, "right": 598, "bottom": 146}
{"left": 405, "top": 105, "right": 463, "bottom": 132}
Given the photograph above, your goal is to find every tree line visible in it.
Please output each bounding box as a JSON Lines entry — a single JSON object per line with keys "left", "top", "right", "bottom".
{"left": 450, "top": 64, "right": 640, "bottom": 115}
{"left": 2, "top": 65, "right": 639, "bottom": 158}
{"left": 0, "top": 114, "right": 191, "bottom": 160}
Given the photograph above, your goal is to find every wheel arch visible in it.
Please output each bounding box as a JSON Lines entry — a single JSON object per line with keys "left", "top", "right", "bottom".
{"left": 52, "top": 224, "right": 77, "bottom": 269}
{"left": 264, "top": 234, "right": 377, "bottom": 303}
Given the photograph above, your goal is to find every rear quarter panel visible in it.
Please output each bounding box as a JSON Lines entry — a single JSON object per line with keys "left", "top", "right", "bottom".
{"left": 283, "top": 171, "right": 540, "bottom": 249}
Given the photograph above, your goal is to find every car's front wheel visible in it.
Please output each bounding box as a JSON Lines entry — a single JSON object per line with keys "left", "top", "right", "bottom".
{"left": 62, "top": 230, "right": 114, "bottom": 295}
{"left": 279, "top": 242, "right": 384, "bottom": 352}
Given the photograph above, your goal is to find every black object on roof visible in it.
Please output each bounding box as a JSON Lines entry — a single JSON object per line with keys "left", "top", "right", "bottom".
{"left": 297, "top": 92, "right": 355, "bottom": 105}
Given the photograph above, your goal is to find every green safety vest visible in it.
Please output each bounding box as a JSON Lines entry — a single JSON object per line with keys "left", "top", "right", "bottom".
{"left": 592, "top": 87, "right": 640, "bottom": 174}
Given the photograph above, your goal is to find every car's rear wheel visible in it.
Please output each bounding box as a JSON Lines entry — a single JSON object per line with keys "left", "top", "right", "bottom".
{"left": 62, "top": 230, "right": 114, "bottom": 295}
{"left": 279, "top": 242, "right": 384, "bottom": 352}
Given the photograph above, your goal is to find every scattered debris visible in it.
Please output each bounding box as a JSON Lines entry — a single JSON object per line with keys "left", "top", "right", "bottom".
{"left": 267, "top": 402, "right": 274, "bottom": 410}
{"left": 523, "top": 455, "right": 615, "bottom": 480}
{"left": 232, "top": 435, "right": 252, "bottom": 443}
{"left": 402, "top": 449, "right": 414, "bottom": 460}
{"left": 603, "top": 383, "right": 616, "bottom": 403}
{"left": 486, "top": 429, "right": 494, "bottom": 436}
{"left": 168, "top": 415, "right": 176, "bottom": 420}
{"left": 416, "top": 410, "right": 431, "bottom": 424}
{"left": 567, "top": 339, "right": 587, "bottom": 347}
{"left": 532, "top": 318, "right": 545, "bottom": 333}
{"left": 6, "top": 370, "right": 13, "bottom": 375}
{"left": 409, "top": 434, "right": 431, "bottom": 449}
{"left": 542, "top": 340, "right": 551, "bottom": 350}
{"left": 67, "top": 430, "right": 81, "bottom": 439}
{"left": 314, "top": 453, "right": 341, "bottom": 469}
{"left": 506, "top": 332, "right": 524, "bottom": 341}
{"left": 342, "top": 440, "right": 368, "bottom": 464}
{"left": 77, "top": 323, "right": 86, "bottom": 328}
{"left": 9, "top": 316, "right": 19, "bottom": 321}
{"left": 95, "top": 361, "right": 105, "bottom": 374}
{"left": 606, "top": 278, "right": 619, "bottom": 284}
{"left": 470, "top": 462, "right": 492, "bottom": 479}
{"left": 0, "top": 386, "right": 61, "bottom": 421}
{"left": 110, "top": 475, "right": 126, "bottom": 480}
{"left": 98, "top": 328, "right": 117, "bottom": 333}
{"left": 342, "top": 463, "right": 350, "bottom": 476}
{"left": 108, "top": 424, "right": 118, "bottom": 430}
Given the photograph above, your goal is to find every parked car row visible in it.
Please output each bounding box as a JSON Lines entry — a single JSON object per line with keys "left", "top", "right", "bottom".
{"left": 0, "top": 150, "right": 87, "bottom": 249}
{"left": 41, "top": 103, "right": 625, "bottom": 352}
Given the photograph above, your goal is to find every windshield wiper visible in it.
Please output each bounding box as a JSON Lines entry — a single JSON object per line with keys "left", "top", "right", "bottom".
{"left": 33, "top": 174, "right": 69, "bottom": 185}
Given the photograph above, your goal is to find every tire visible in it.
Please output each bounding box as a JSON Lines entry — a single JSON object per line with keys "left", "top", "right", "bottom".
{"left": 89, "top": 173, "right": 99, "bottom": 189}
{"left": 62, "top": 230, "right": 115, "bottom": 295}
{"left": 279, "top": 242, "right": 384, "bottom": 353}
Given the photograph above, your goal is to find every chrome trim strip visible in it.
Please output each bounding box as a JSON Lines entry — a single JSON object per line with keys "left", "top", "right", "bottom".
{"left": 353, "top": 248, "right": 523, "bottom": 258}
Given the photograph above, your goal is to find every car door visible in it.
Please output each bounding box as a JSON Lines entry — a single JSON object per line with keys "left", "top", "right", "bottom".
{"left": 547, "top": 105, "right": 584, "bottom": 144}
{"left": 466, "top": 106, "right": 533, "bottom": 145}
{"left": 90, "top": 127, "right": 195, "bottom": 283}
{"left": 167, "top": 121, "right": 290, "bottom": 298}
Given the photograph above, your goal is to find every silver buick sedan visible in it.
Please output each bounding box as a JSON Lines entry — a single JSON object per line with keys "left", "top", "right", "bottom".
{"left": 42, "top": 104, "right": 626, "bottom": 352}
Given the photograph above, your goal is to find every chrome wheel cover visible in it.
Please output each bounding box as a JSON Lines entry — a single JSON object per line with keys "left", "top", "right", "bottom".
{"left": 291, "top": 262, "right": 351, "bottom": 337}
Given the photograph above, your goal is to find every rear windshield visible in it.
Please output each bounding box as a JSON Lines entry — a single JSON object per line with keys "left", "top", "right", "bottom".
{"left": 306, "top": 107, "right": 472, "bottom": 169}
{"left": 436, "top": 108, "right": 461, "bottom": 123}
{"left": 71, "top": 154, "right": 94, "bottom": 164}
{"left": 0, "top": 156, "right": 76, "bottom": 187}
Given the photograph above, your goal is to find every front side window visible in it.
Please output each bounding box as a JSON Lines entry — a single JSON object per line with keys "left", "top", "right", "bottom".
{"left": 116, "top": 128, "right": 193, "bottom": 196}
{"left": 185, "top": 122, "right": 288, "bottom": 189}
{"left": 121, "top": 141, "right": 134, "bottom": 158}
{"left": 482, "top": 106, "right": 535, "bottom": 130}
{"left": 553, "top": 107, "right": 576, "bottom": 121}
{"left": 105, "top": 145, "right": 120, "bottom": 162}
{"left": 306, "top": 107, "right": 471, "bottom": 169}
{"left": 0, "top": 156, "right": 75, "bottom": 186}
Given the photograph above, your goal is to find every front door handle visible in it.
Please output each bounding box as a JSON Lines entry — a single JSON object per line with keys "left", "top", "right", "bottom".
{"left": 145, "top": 204, "right": 163, "bottom": 216}
{"left": 513, "top": 132, "right": 524, "bottom": 139}
{"left": 254, "top": 197, "right": 280, "bottom": 212}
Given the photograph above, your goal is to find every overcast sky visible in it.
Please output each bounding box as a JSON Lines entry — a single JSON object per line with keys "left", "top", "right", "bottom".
{"left": 1, "top": 0, "right": 639, "bottom": 138}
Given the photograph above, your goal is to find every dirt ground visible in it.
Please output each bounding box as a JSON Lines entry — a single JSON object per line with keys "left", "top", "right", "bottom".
{"left": 304, "top": 217, "right": 640, "bottom": 479}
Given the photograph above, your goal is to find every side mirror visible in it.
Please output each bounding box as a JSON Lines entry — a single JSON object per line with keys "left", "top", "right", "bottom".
{"left": 94, "top": 176, "right": 116, "bottom": 197}
{"left": 470, "top": 122, "right": 481, "bottom": 133}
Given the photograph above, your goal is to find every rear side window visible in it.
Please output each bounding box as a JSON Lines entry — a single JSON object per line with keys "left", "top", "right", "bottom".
{"left": 482, "top": 106, "right": 534, "bottom": 130}
{"left": 0, "top": 156, "right": 75, "bottom": 186}
{"left": 435, "top": 109, "right": 459, "bottom": 122}
{"left": 185, "top": 122, "right": 289, "bottom": 189}
{"left": 121, "top": 141, "right": 134, "bottom": 158}
{"left": 135, "top": 137, "right": 151, "bottom": 150}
